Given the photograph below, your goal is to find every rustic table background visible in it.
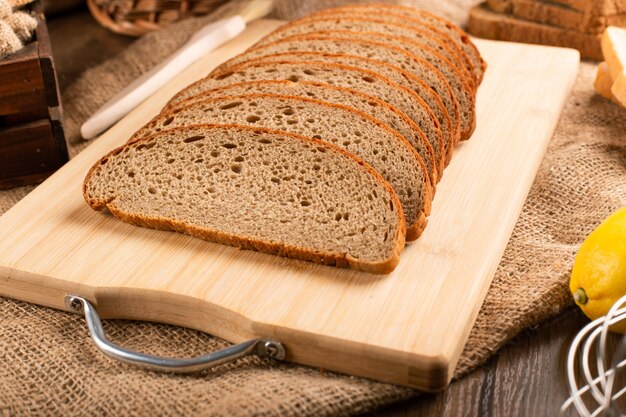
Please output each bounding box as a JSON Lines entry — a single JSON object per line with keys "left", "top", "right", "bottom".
{"left": 43, "top": 6, "right": 602, "bottom": 416}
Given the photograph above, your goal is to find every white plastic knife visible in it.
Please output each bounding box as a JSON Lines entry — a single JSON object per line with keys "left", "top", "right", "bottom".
{"left": 81, "top": 0, "right": 274, "bottom": 140}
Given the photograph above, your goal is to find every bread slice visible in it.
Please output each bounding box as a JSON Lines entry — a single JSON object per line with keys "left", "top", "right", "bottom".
{"left": 548, "top": 0, "right": 626, "bottom": 15}
{"left": 223, "top": 35, "right": 476, "bottom": 142}
{"left": 132, "top": 94, "right": 433, "bottom": 241}
{"left": 83, "top": 125, "right": 406, "bottom": 274}
{"left": 168, "top": 80, "right": 442, "bottom": 183}
{"left": 258, "top": 14, "right": 478, "bottom": 86}
{"left": 495, "top": 0, "right": 626, "bottom": 15}
{"left": 602, "top": 26, "right": 626, "bottom": 106}
{"left": 212, "top": 54, "right": 458, "bottom": 165}
{"left": 594, "top": 61, "right": 624, "bottom": 106}
{"left": 166, "top": 60, "right": 446, "bottom": 170}
{"left": 468, "top": 3, "right": 602, "bottom": 60}
{"left": 487, "top": 0, "right": 512, "bottom": 13}
{"left": 306, "top": 5, "right": 487, "bottom": 83}
{"left": 247, "top": 19, "right": 475, "bottom": 90}
{"left": 510, "top": 0, "right": 626, "bottom": 34}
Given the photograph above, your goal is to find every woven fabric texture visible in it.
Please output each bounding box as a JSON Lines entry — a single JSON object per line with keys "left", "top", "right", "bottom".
{"left": 0, "top": 0, "right": 36, "bottom": 58}
{"left": 1, "top": 0, "right": 626, "bottom": 415}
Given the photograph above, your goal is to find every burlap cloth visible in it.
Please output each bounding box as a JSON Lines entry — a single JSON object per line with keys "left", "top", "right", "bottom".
{"left": 1, "top": 1, "right": 625, "bottom": 415}
{"left": 0, "top": 0, "right": 37, "bottom": 58}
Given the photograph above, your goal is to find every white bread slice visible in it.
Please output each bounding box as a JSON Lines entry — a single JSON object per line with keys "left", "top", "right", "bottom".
{"left": 594, "top": 61, "right": 624, "bottom": 106}
{"left": 83, "top": 125, "right": 406, "bottom": 274}
{"left": 303, "top": 5, "right": 486, "bottom": 83}
{"left": 169, "top": 80, "right": 441, "bottom": 183}
{"left": 601, "top": 26, "right": 626, "bottom": 106}
{"left": 132, "top": 94, "right": 433, "bottom": 241}
{"left": 166, "top": 60, "right": 446, "bottom": 169}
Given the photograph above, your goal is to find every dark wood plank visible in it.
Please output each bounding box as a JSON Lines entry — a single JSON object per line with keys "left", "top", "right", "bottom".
{"left": 0, "top": 118, "right": 67, "bottom": 188}
{"left": 364, "top": 307, "right": 593, "bottom": 417}
{"left": 33, "top": 1, "right": 61, "bottom": 108}
{"left": 0, "top": 107, "right": 49, "bottom": 125}
{"left": 0, "top": 51, "right": 47, "bottom": 117}
{"left": 0, "top": 1, "right": 68, "bottom": 186}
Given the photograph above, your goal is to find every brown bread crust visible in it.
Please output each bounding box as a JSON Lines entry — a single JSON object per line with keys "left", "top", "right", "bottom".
{"left": 167, "top": 60, "right": 449, "bottom": 174}
{"left": 166, "top": 80, "right": 444, "bottom": 182}
{"left": 223, "top": 35, "right": 475, "bottom": 143}
{"left": 308, "top": 5, "right": 487, "bottom": 83}
{"left": 222, "top": 51, "right": 469, "bottom": 157}
{"left": 468, "top": 3, "right": 602, "bottom": 60}
{"left": 130, "top": 93, "right": 434, "bottom": 241}
{"left": 268, "top": 11, "right": 478, "bottom": 84}
{"left": 248, "top": 21, "right": 475, "bottom": 92}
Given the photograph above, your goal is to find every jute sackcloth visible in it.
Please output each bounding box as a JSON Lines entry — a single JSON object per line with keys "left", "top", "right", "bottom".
{"left": 1, "top": 1, "right": 626, "bottom": 415}
{"left": 0, "top": 0, "right": 37, "bottom": 58}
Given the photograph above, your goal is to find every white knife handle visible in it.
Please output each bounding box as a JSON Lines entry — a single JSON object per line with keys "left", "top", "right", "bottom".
{"left": 80, "top": 15, "right": 246, "bottom": 140}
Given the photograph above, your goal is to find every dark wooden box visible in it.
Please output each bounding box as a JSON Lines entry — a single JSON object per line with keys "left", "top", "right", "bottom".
{"left": 0, "top": 1, "right": 68, "bottom": 189}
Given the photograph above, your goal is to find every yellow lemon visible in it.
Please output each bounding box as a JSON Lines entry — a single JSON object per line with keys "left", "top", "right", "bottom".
{"left": 570, "top": 206, "right": 626, "bottom": 333}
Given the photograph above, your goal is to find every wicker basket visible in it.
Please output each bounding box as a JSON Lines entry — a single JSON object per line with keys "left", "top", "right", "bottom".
{"left": 87, "top": 0, "right": 230, "bottom": 37}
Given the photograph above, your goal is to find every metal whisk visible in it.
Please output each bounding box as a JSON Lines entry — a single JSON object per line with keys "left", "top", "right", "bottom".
{"left": 561, "top": 294, "right": 626, "bottom": 417}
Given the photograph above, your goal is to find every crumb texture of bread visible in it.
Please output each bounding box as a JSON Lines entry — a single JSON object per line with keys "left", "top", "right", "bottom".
{"left": 299, "top": 5, "right": 486, "bottom": 82}
{"left": 217, "top": 52, "right": 459, "bottom": 157}
{"left": 132, "top": 94, "right": 431, "bottom": 238}
{"left": 222, "top": 34, "right": 476, "bottom": 142}
{"left": 84, "top": 125, "right": 405, "bottom": 274}
{"left": 242, "top": 22, "right": 475, "bottom": 89}
{"left": 171, "top": 58, "right": 445, "bottom": 159}
{"left": 166, "top": 61, "right": 446, "bottom": 169}
{"left": 220, "top": 35, "right": 465, "bottom": 141}
{"left": 173, "top": 80, "right": 440, "bottom": 181}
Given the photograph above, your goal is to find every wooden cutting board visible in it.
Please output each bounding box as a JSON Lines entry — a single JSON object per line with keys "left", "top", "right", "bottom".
{"left": 0, "top": 19, "right": 579, "bottom": 391}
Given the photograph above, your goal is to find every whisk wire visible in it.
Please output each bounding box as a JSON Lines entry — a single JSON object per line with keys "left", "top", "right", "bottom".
{"left": 561, "top": 295, "right": 626, "bottom": 417}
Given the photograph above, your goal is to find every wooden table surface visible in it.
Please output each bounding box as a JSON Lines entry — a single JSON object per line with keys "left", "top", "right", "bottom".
{"left": 45, "top": 7, "right": 615, "bottom": 417}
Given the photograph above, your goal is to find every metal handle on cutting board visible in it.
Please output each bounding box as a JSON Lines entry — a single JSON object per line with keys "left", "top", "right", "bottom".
{"left": 64, "top": 295, "right": 286, "bottom": 373}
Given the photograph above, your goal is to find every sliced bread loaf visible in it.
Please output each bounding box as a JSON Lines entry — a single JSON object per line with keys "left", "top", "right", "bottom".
{"left": 247, "top": 21, "right": 475, "bottom": 90}
{"left": 222, "top": 36, "right": 476, "bottom": 142}
{"left": 215, "top": 53, "right": 459, "bottom": 162}
{"left": 548, "top": 0, "right": 626, "bottom": 15}
{"left": 309, "top": 4, "right": 487, "bottom": 83}
{"left": 511, "top": 0, "right": 626, "bottom": 34}
{"left": 166, "top": 61, "right": 446, "bottom": 169}
{"left": 132, "top": 94, "right": 433, "bottom": 241}
{"left": 84, "top": 125, "right": 406, "bottom": 274}
{"left": 312, "top": 29, "right": 475, "bottom": 91}
{"left": 594, "top": 62, "right": 622, "bottom": 105}
{"left": 168, "top": 80, "right": 441, "bottom": 182}
{"left": 258, "top": 15, "right": 473, "bottom": 81}
{"left": 468, "top": 3, "right": 602, "bottom": 60}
